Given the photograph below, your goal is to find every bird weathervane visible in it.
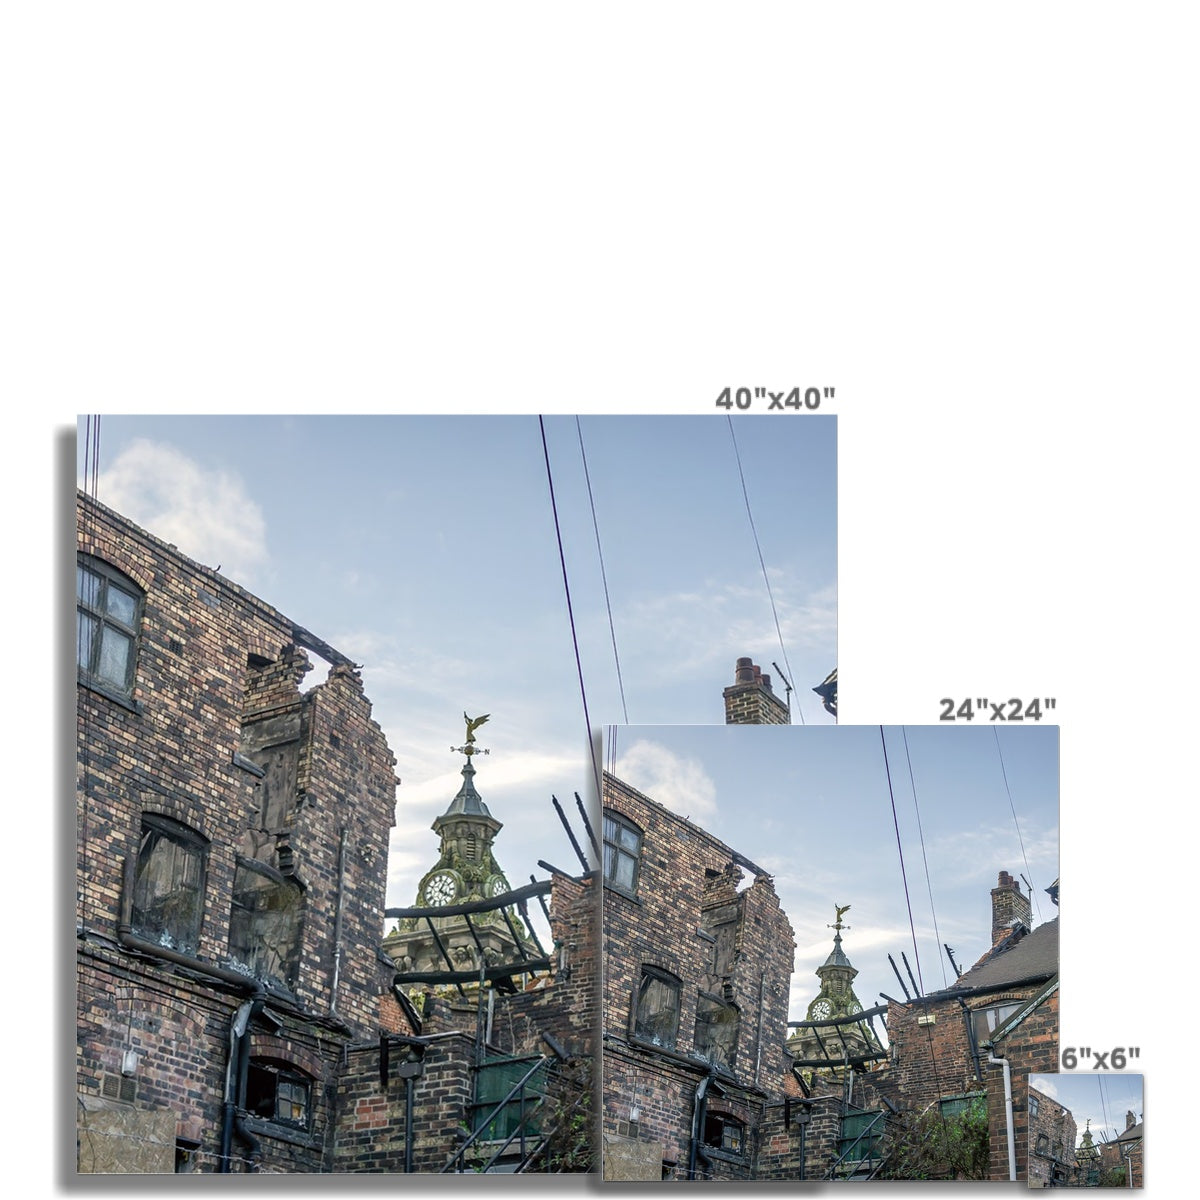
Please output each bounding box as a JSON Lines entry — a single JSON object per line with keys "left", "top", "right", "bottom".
{"left": 452, "top": 712, "right": 490, "bottom": 757}
{"left": 830, "top": 903, "right": 851, "bottom": 932}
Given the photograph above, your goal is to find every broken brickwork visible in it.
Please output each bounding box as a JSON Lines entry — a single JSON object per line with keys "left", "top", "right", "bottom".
{"left": 76, "top": 492, "right": 399, "bottom": 1172}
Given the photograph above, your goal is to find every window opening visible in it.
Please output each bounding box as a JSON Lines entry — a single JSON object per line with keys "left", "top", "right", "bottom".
{"left": 131, "top": 815, "right": 207, "bottom": 954}
{"left": 77, "top": 555, "right": 143, "bottom": 698}
{"left": 246, "top": 1058, "right": 311, "bottom": 1130}
{"left": 603, "top": 810, "right": 642, "bottom": 892}
{"left": 694, "top": 992, "right": 739, "bottom": 1070}
{"left": 634, "top": 968, "right": 681, "bottom": 1049}
{"left": 229, "top": 860, "right": 304, "bottom": 988}
{"left": 703, "top": 1112, "right": 744, "bottom": 1155}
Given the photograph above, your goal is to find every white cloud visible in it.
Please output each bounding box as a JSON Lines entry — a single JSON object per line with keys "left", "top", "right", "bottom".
{"left": 93, "top": 439, "right": 269, "bottom": 586}
{"left": 613, "top": 739, "right": 719, "bottom": 822}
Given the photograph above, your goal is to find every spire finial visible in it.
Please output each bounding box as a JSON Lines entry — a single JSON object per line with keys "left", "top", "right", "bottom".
{"left": 452, "top": 712, "right": 491, "bottom": 758}
{"left": 830, "top": 903, "right": 851, "bottom": 933}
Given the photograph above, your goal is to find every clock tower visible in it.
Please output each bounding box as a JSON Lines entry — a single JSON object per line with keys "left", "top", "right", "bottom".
{"left": 787, "top": 905, "right": 881, "bottom": 1076}
{"left": 383, "top": 715, "right": 537, "bottom": 991}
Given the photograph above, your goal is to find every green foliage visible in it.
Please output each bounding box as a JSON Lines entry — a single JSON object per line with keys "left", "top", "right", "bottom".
{"left": 541, "top": 1058, "right": 596, "bottom": 1174}
{"left": 878, "top": 1096, "right": 990, "bottom": 1181}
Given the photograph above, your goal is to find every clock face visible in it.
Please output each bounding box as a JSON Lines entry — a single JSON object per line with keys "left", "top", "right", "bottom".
{"left": 424, "top": 871, "right": 458, "bottom": 906}
{"left": 810, "top": 998, "right": 834, "bottom": 1021}
{"left": 846, "top": 999, "right": 862, "bottom": 1015}
{"left": 486, "top": 873, "right": 509, "bottom": 899}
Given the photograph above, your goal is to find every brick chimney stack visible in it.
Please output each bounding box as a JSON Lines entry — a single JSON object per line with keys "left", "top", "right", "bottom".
{"left": 990, "top": 870, "right": 1032, "bottom": 945}
{"left": 723, "top": 657, "right": 790, "bottom": 725}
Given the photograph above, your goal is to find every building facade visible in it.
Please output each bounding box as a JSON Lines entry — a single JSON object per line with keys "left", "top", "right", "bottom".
{"left": 76, "top": 493, "right": 597, "bottom": 1173}
{"left": 601, "top": 772, "right": 795, "bottom": 1180}
{"left": 76, "top": 492, "right": 400, "bottom": 1171}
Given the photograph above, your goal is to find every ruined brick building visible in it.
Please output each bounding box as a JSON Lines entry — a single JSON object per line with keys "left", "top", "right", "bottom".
{"left": 600, "top": 728, "right": 1059, "bottom": 1183}
{"left": 1025, "top": 1080, "right": 1078, "bottom": 1186}
{"left": 601, "top": 772, "right": 795, "bottom": 1180}
{"left": 75, "top": 492, "right": 596, "bottom": 1172}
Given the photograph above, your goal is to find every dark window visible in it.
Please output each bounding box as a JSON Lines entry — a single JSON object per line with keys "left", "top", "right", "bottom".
{"left": 246, "top": 1058, "right": 311, "bottom": 1130}
{"left": 1029, "top": 1095, "right": 1040, "bottom": 1118}
{"left": 694, "top": 992, "right": 739, "bottom": 1070}
{"left": 634, "top": 968, "right": 680, "bottom": 1048}
{"left": 603, "top": 810, "right": 642, "bottom": 893}
{"left": 77, "top": 555, "right": 143, "bottom": 699}
{"left": 1036, "top": 1132, "right": 1049, "bottom": 1155}
{"left": 703, "top": 1112, "right": 744, "bottom": 1155}
{"left": 131, "top": 815, "right": 208, "bottom": 954}
{"left": 229, "top": 860, "right": 304, "bottom": 988}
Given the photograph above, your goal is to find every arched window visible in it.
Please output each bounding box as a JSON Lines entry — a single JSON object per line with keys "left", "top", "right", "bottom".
{"left": 603, "top": 810, "right": 643, "bottom": 894}
{"left": 77, "top": 555, "right": 144, "bottom": 701}
{"left": 132, "top": 815, "right": 208, "bottom": 954}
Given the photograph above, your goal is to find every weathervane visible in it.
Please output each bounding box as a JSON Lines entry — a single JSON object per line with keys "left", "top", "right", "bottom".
{"left": 829, "top": 904, "right": 851, "bottom": 933}
{"left": 452, "top": 712, "right": 490, "bottom": 757}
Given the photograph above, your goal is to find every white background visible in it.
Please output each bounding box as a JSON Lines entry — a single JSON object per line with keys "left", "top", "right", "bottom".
{"left": 9, "top": 2, "right": 1194, "bottom": 1192}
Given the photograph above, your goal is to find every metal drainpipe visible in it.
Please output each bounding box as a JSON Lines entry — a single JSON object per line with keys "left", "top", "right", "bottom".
{"left": 687, "top": 1071, "right": 714, "bottom": 1180}
{"left": 330, "top": 828, "right": 347, "bottom": 1016}
{"left": 987, "top": 1053, "right": 1016, "bottom": 1181}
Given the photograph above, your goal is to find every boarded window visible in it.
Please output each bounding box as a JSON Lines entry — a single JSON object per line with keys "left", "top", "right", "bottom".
{"left": 131, "top": 815, "right": 207, "bottom": 954}
{"left": 229, "top": 861, "right": 303, "bottom": 988}
{"left": 77, "top": 555, "right": 143, "bottom": 698}
{"left": 694, "top": 992, "right": 739, "bottom": 1070}
{"left": 634, "top": 968, "right": 680, "bottom": 1049}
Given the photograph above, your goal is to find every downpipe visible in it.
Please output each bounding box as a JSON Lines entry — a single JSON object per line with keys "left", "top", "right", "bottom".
{"left": 987, "top": 1053, "right": 1016, "bottom": 1181}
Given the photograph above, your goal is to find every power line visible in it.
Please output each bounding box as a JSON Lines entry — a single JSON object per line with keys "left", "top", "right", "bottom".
{"left": 993, "top": 728, "right": 1040, "bottom": 923}
{"left": 726, "top": 417, "right": 801, "bottom": 723}
{"left": 538, "top": 417, "right": 601, "bottom": 799}
{"left": 902, "top": 726, "right": 947, "bottom": 991}
{"left": 575, "top": 417, "right": 628, "bottom": 724}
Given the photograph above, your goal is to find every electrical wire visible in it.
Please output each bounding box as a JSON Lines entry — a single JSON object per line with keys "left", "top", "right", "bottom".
{"left": 538, "top": 417, "right": 602, "bottom": 803}
{"left": 726, "top": 417, "right": 802, "bottom": 723}
{"left": 575, "top": 417, "right": 628, "bottom": 724}
{"left": 993, "top": 728, "right": 1040, "bottom": 924}
{"left": 880, "top": 727, "right": 924, "bottom": 996}
{"left": 901, "top": 727, "right": 947, "bottom": 990}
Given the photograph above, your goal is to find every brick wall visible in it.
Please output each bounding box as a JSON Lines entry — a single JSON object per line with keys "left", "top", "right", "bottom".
{"left": 76, "top": 493, "right": 399, "bottom": 1171}
{"left": 722, "top": 657, "right": 790, "bottom": 724}
{"left": 601, "top": 772, "right": 795, "bottom": 1178}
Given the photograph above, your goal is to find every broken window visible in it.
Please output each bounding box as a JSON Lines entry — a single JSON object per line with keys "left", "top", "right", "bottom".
{"left": 694, "top": 992, "right": 739, "bottom": 1070}
{"left": 603, "top": 810, "right": 642, "bottom": 893}
{"left": 246, "top": 1058, "right": 311, "bottom": 1130}
{"left": 229, "top": 860, "right": 304, "bottom": 988}
{"left": 703, "top": 1112, "right": 744, "bottom": 1156}
{"left": 634, "top": 967, "right": 680, "bottom": 1049}
{"left": 131, "top": 815, "right": 208, "bottom": 954}
{"left": 1029, "top": 1094, "right": 1040, "bottom": 1118}
{"left": 971, "top": 1001, "right": 1021, "bottom": 1042}
{"left": 77, "top": 555, "right": 143, "bottom": 700}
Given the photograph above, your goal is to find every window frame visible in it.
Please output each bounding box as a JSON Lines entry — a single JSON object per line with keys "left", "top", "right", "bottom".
{"left": 131, "top": 814, "right": 209, "bottom": 955}
{"left": 633, "top": 966, "right": 682, "bottom": 1050}
{"left": 245, "top": 1057, "right": 313, "bottom": 1132}
{"left": 77, "top": 554, "right": 144, "bottom": 705}
{"left": 603, "top": 809, "right": 643, "bottom": 895}
{"left": 703, "top": 1111, "right": 746, "bottom": 1158}
{"left": 694, "top": 990, "right": 740, "bottom": 1071}
{"left": 228, "top": 858, "right": 305, "bottom": 989}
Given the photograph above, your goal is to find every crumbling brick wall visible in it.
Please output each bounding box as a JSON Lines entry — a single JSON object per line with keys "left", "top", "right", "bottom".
{"left": 601, "top": 772, "right": 795, "bottom": 1178}
{"left": 76, "top": 493, "right": 399, "bottom": 1171}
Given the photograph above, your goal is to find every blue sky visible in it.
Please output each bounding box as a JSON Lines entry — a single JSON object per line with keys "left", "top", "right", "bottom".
{"left": 1029, "top": 1072, "right": 1143, "bottom": 1153}
{"left": 609, "top": 722, "right": 1058, "bottom": 1025}
{"left": 76, "top": 413, "right": 836, "bottom": 939}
